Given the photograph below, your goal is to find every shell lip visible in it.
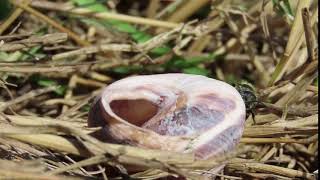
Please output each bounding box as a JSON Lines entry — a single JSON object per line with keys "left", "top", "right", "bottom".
{"left": 91, "top": 73, "right": 247, "bottom": 158}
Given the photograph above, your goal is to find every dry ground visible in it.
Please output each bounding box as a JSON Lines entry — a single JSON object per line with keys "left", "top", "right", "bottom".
{"left": 0, "top": 0, "right": 318, "bottom": 179}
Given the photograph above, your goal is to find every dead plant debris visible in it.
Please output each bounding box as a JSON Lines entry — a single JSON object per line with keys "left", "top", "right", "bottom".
{"left": 0, "top": 0, "right": 318, "bottom": 179}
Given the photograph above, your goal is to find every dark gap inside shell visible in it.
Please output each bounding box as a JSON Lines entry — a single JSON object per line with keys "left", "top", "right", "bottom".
{"left": 110, "top": 99, "right": 158, "bottom": 127}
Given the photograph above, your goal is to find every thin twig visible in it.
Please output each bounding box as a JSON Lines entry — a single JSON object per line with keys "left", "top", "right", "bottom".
{"left": 0, "top": 33, "right": 68, "bottom": 51}
{"left": 302, "top": 8, "right": 315, "bottom": 62}
{"left": 26, "top": 0, "right": 180, "bottom": 29}
{"left": 11, "top": 0, "right": 90, "bottom": 46}
{"left": 0, "top": 86, "right": 58, "bottom": 112}
{"left": 0, "top": 0, "right": 31, "bottom": 35}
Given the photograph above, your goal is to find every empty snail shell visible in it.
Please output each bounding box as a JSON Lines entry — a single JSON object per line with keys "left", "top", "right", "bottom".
{"left": 88, "top": 73, "right": 246, "bottom": 160}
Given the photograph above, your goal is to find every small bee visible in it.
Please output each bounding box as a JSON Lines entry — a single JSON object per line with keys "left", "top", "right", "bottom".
{"left": 234, "top": 82, "right": 259, "bottom": 124}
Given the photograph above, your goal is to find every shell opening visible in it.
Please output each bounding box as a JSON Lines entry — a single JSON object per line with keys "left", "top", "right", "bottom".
{"left": 110, "top": 99, "right": 158, "bottom": 127}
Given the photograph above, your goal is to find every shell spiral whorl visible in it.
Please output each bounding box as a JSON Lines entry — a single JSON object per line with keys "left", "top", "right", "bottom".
{"left": 88, "top": 73, "right": 246, "bottom": 160}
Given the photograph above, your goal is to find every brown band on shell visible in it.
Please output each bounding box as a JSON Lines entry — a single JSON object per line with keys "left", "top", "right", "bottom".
{"left": 143, "top": 106, "right": 225, "bottom": 136}
{"left": 140, "top": 89, "right": 188, "bottom": 129}
{"left": 197, "top": 93, "right": 236, "bottom": 113}
{"left": 193, "top": 124, "right": 243, "bottom": 159}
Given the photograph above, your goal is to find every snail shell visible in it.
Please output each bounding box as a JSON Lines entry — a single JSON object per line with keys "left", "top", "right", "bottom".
{"left": 88, "top": 73, "right": 246, "bottom": 160}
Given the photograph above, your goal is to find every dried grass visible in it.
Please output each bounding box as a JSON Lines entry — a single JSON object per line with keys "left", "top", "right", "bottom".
{"left": 0, "top": 0, "right": 318, "bottom": 179}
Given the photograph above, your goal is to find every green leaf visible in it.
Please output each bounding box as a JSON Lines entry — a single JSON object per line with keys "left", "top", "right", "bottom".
{"left": 0, "top": 52, "right": 9, "bottom": 61}
{"left": 172, "top": 58, "right": 191, "bottom": 68}
{"left": 150, "top": 46, "right": 171, "bottom": 55}
{"left": 272, "top": 0, "right": 294, "bottom": 20}
{"left": 71, "top": 0, "right": 171, "bottom": 56}
{"left": 182, "top": 67, "right": 210, "bottom": 76}
{"left": 131, "top": 31, "right": 152, "bottom": 43}
{"left": 71, "top": 0, "right": 108, "bottom": 12}
{"left": 81, "top": 104, "right": 91, "bottom": 112}
{"left": 113, "top": 22, "right": 138, "bottom": 33}
{"left": 1, "top": 29, "right": 47, "bottom": 62}
{"left": 281, "top": 0, "right": 294, "bottom": 16}
{"left": 225, "top": 74, "right": 239, "bottom": 85}
{"left": 20, "top": 46, "right": 43, "bottom": 61}
{"left": 37, "top": 79, "right": 66, "bottom": 95}
{"left": 186, "top": 54, "right": 216, "bottom": 64}
{"left": 111, "top": 65, "right": 143, "bottom": 74}
{"left": 112, "top": 66, "right": 131, "bottom": 74}
{"left": 0, "top": 0, "right": 13, "bottom": 21}
{"left": 165, "top": 54, "right": 216, "bottom": 69}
